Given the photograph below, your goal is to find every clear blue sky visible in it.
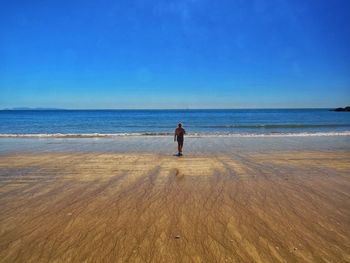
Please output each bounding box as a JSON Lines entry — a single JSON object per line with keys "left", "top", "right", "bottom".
{"left": 0, "top": 0, "right": 349, "bottom": 109}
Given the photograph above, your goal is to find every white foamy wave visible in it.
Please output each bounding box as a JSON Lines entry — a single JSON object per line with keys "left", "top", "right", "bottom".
{"left": 0, "top": 133, "right": 144, "bottom": 138}
{"left": 0, "top": 131, "right": 350, "bottom": 138}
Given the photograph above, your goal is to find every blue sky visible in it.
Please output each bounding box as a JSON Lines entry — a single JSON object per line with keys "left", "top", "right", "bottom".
{"left": 0, "top": 0, "right": 349, "bottom": 109}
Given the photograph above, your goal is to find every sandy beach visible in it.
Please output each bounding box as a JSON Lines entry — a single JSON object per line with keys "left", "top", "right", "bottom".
{"left": 0, "top": 137, "right": 350, "bottom": 262}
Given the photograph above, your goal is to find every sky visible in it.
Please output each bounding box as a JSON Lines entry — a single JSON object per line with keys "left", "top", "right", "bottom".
{"left": 0, "top": 0, "right": 349, "bottom": 109}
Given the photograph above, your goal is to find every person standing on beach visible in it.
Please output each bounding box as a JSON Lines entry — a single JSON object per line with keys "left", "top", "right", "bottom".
{"left": 174, "top": 123, "right": 186, "bottom": 156}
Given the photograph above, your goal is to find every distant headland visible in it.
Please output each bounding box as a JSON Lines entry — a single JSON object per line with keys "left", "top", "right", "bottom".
{"left": 2, "top": 107, "right": 65, "bottom": 111}
{"left": 332, "top": 106, "right": 350, "bottom": 112}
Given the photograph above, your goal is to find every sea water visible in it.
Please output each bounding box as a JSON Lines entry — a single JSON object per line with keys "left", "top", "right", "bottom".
{"left": 0, "top": 109, "right": 349, "bottom": 137}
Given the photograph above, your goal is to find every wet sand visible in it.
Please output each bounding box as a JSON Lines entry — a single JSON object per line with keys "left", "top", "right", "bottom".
{"left": 0, "top": 139, "right": 350, "bottom": 262}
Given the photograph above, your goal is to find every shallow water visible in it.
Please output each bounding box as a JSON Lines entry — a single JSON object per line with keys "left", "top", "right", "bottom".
{"left": 1, "top": 109, "right": 350, "bottom": 135}
{"left": 1, "top": 135, "right": 349, "bottom": 155}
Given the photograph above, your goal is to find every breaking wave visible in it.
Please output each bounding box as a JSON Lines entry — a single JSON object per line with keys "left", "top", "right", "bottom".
{"left": 200, "top": 124, "right": 350, "bottom": 129}
{"left": 1, "top": 131, "right": 350, "bottom": 138}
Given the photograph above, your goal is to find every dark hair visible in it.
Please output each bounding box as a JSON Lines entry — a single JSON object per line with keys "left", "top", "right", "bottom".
{"left": 178, "top": 123, "right": 182, "bottom": 127}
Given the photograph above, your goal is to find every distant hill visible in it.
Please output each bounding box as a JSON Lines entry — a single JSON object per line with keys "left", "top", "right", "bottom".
{"left": 332, "top": 106, "right": 350, "bottom": 112}
{"left": 2, "top": 107, "right": 65, "bottom": 110}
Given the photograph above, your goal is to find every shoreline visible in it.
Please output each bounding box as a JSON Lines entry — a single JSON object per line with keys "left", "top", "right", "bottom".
{"left": 1, "top": 136, "right": 349, "bottom": 262}
{"left": 1, "top": 135, "right": 350, "bottom": 155}
{"left": 1, "top": 131, "right": 350, "bottom": 138}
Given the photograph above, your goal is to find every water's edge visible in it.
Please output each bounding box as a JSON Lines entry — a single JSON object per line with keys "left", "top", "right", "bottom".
{"left": 1, "top": 131, "right": 350, "bottom": 138}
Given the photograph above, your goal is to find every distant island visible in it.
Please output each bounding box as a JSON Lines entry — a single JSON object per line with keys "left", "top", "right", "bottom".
{"left": 2, "top": 107, "right": 65, "bottom": 110}
{"left": 332, "top": 106, "right": 350, "bottom": 112}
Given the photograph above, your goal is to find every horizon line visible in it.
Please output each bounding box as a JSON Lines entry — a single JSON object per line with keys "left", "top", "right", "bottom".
{"left": 1, "top": 107, "right": 342, "bottom": 111}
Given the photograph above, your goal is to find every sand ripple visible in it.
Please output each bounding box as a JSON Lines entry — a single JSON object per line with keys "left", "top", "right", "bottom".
{"left": 0, "top": 151, "right": 349, "bottom": 262}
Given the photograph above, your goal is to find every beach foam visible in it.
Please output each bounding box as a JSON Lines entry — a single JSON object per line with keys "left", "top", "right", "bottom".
{"left": 1, "top": 131, "right": 350, "bottom": 138}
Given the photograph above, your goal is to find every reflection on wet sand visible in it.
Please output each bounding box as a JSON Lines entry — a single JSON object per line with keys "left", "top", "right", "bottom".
{"left": 0, "top": 151, "right": 349, "bottom": 262}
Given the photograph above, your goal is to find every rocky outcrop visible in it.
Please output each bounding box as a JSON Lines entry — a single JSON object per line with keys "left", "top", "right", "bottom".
{"left": 333, "top": 106, "right": 350, "bottom": 112}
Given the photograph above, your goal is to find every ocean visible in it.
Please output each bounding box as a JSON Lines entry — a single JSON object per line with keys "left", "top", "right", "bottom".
{"left": 0, "top": 109, "right": 349, "bottom": 137}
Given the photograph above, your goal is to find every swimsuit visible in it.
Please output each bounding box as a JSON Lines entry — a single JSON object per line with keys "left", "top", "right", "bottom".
{"left": 177, "top": 130, "right": 185, "bottom": 147}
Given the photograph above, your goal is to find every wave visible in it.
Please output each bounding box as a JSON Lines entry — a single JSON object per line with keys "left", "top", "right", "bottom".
{"left": 0, "top": 131, "right": 350, "bottom": 138}
{"left": 201, "top": 124, "right": 350, "bottom": 129}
